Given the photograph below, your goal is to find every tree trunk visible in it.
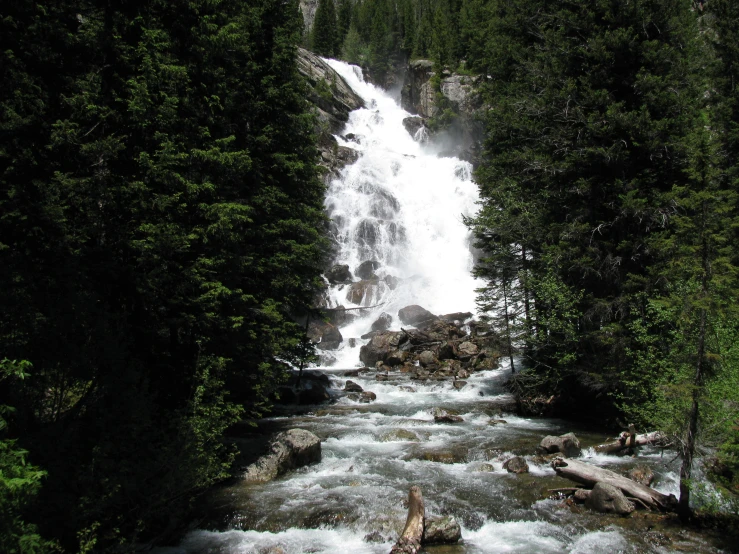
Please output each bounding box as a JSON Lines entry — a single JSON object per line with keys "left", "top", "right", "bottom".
{"left": 502, "top": 278, "right": 515, "bottom": 373}
{"left": 390, "top": 486, "right": 425, "bottom": 554}
{"left": 552, "top": 458, "right": 677, "bottom": 511}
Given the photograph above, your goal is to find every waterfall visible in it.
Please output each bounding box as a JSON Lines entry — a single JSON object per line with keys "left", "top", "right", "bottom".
{"left": 322, "top": 59, "right": 481, "bottom": 367}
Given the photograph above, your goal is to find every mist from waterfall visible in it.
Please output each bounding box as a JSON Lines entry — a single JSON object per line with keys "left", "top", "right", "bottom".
{"left": 322, "top": 59, "right": 482, "bottom": 367}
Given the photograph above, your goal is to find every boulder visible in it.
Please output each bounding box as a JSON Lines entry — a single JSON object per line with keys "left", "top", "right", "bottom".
{"left": 488, "top": 419, "right": 508, "bottom": 426}
{"left": 243, "top": 429, "right": 321, "bottom": 483}
{"left": 386, "top": 349, "right": 409, "bottom": 366}
{"left": 453, "top": 380, "right": 467, "bottom": 390}
{"left": 359, "top": 391, "right": 377, "bottom": 403}
{"left": 398, "top": 305, "right": 437, "bottom": 326}
{"left": 432, "top": 407, "right": 464, "bottom": 423}
{"left": 585, "top": 482, "right": 636, "bottom": 515}
{"left": 371, "top": 312, "right": 393, "bottom": 332}
{"left": 355, "top": 260, "right": 381, "bottom": 280}
{"left": 457, "top": 341, "right": 479, "bottom": 357}
{"left": 627, "top": 465, "right": 655, "bottom": 487}
{"left": 326, "top": 264, "right": 353, "bottom": 284}
{"left": 384, "top": 275, "right": 400, "bottom": 290}
{"left": 359, "top": 331, "right": 404, "bottom": 367}
{"left": 307, "top": 320, "right": 343, "bottom": 350}
{"left": 503, "top": 456, "right": 530, "bottom": 474}
{"left": 344, "top": 380, "right": 363, "bottom": 393}
{"left": 346, "top": 278, "right": 381, "bottom": 305}
{"left": 539, "top": 433, "right": 582, "bottom": 458}
{"left": 418, "top": 350, "right": 437, "bottom": 367}
{"left": 422, "top": 516, "right": 461, "bottom": 545}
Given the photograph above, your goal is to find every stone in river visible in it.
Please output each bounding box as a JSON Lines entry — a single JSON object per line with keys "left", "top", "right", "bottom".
{"left": 344, "top": 380, "right": 363, "bottom": 393}
{"left": 503, "top": 456, "right": 529, "bottom": 474}
{"left": 422, "top": 515, "right": 462, "bottom": 545}
{"left": 585, "top": 482, "right": 635, "bottom": 515}
{"left": 243, "top": 429, "right": 321, "bottom": 483}
{"left": 398, "top": 304, "right": 436, "bottom": 326}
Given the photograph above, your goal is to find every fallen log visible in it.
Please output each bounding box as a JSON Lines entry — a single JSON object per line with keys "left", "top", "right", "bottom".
{"left": 552, "top": 458, "right": 677, "bottom": 511}
{"left": 594, "top": 430, "right": 669, "bottom": 454}
{"left": 390, "top": 486, "right": 425, "bottom": 554}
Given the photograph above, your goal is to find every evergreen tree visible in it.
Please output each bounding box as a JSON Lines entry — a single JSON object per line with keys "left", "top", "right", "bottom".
{"left": 313, "top": 0, "right": 339, "bottom": 57}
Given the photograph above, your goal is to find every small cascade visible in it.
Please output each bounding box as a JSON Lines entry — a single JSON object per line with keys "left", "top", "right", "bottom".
{"left": 322, "top": 59, "right": 481, "bottom": 367}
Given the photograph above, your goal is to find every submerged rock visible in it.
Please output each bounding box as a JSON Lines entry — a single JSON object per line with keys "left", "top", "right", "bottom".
{"left": 627, "top": 465, "right": 655, "bottom": 487}
{"left": 380, "top": 429, "right": 421, "bottom": 442}
{"left": 422, "top": 515, "right": 462, "bottom": 545}
{"left": 585, "top": 482, "right": 635, "bottom": 515}
{"left": 344, "top": 380, "right": 363, "bottom": 393}
{"left": 243, "top": 429, "right": 321, "bottom": 483}
{"left": 355, "top": 260, "right": 381, "bottom": 280}
{"left": 431, "top": 407, "right": 464, "bottom": 423}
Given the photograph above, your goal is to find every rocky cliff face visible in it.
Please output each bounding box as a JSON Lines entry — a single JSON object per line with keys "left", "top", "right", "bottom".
{"left": 297, "top": 48, "right": 364, "bottom": 180}
{"left": 400, "top": 60, "right": 484, "bottom": 165}
{"left": 299, "top": 0, "right": 318, "bottom": 34}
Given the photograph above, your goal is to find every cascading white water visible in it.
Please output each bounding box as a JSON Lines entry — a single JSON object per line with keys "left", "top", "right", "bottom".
{"left": 321, "top": 59, "right": 482, "bottom": 367}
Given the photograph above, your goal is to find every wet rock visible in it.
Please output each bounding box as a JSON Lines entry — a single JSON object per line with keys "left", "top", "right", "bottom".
{"left": 539, "top": 433, "right": 582, "bottom": 458}
{"left": 457, "top": 341, "right": 479, "bottom": 357}
{"left": 574, "top": 489, "right": 591, "bottom": 502}
{"left": 384, "top": 275, "right": 400, "bottom": 290}
{"left": 476, "top": 463, "right": 494, "bottom": 472}
{"left": 346, "top": 278, "right": 381, "bottom": 305}
{"left": 418, "top": 350, "right": 437, "bottom": 367}
{"left": 475, "top": 356, "right": 500, "bottom": 370}
{"left": 503, "top": 456, "right": 529, "bottom": 474}
{"left": 422, "top": 515, "right": 462, "bottom": 545}
{"left": 627, "top": 465, "right": 655, "bottom": 487}
{"left": 401, "top": 59, "right": 436, "bottom": 118}
{"left": 399, "top": 386, "right": 416, "bottom": 393}
{"left": 307, "top": 320, "right": 343, "bottom": 350}
{"left": 257, "top": 547, "right": 286, "bottom": 554}
{"left": 418, "top": 450, "right": 467, "bottom": 464}
{"left": 431, "top": 407, "right": 464, "bottom": 423}
{"left": 439, "top": 312, "right": 473, "bottom": 324}
{"left": 380, "top": 429, "right": 420, "bottom": 442}
{"left": 585, "top": 482, "right": 635, "bottom": 515}
{"left": 644, "top": 531, "right": 671, "bottom": 547}
{"left": 402, "top": 116, "right": 428, "bottom": 141}
{"left": 371, "top": 312, "right": 393, "bottom": 332}
{"left": 347, "top": 338, "right": 357, "bottom": 348}
{"left": 488, "top": 419, "right": 508, "bottom": 425}
{"left": 326, "top": 264, "right": 353, "bottom": 284}
{"left": 453, "top": 380, "right": 467, "bottom": 390}
{"left": 437, "top": 341, "right": 456, "bottom": 360}
{"left": 359, "top": 331, "right": 404, "bottom": 366}
{"left": 363, "top": 531, "right": 385, "bottom": 543}
{"left": 398, "top": 305, "right": 437, "bottom": 326}
{"left": 243, "top": 429, "right": 321, "bottom": 483}
{"left": 343, "top": 370, "right": 360, "bottom": 377}
{"left": 456, "top": 369, "right": 470, "bottom": 379}
{"left": 359, "top": 391, "right": 377, "bottom": 403}
{"left": 355, "top": 260, "right": 381, "bottom": 280}
{"left": 344, "top": 380, "right": 363, "bottom": 393}
{"left": 386, "top": 349, "right": 409, "bottom": 366}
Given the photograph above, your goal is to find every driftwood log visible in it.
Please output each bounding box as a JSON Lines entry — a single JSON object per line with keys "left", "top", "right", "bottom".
{"left": 552, "top": 458, "right": 677, "bottom": 511}
{"left": 594, "top": 430, "right": 668, "bottom": 454}
{"left": 390, "top": 486, "right": 425, "bottom": 554}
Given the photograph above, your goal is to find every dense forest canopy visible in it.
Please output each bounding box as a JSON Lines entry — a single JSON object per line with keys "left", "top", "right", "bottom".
{"left": 1, "top": 0, "right": 738, "bottom": 551}
{"left": 1, "top": 0, "right": 327, "bottom": 550}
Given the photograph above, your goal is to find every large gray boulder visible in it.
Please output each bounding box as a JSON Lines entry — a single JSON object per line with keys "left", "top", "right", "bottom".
{"left": 243, "top": 429, "right": 321, "bottom": 483}
{"left": 585, "top": 482, "right": 636, "bottom": 515}
{"left": 503, "top": 456, "right": 530, "bottom": 474}
{"left": 359, "top": 331, "right": 404, "bottom": 367}
{"left": 539, "top": 433, "right": 582, "bottom": 458}
{"left": 398, "top": 305, "right": 436, "bottom": 326}
{"left": 422, "top": 516, "right": 461, "bottom": 545}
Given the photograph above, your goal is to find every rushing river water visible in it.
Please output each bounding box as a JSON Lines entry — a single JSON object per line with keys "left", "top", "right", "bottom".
{"left": 164, "top": 60, "right": 735, "bottom": 554}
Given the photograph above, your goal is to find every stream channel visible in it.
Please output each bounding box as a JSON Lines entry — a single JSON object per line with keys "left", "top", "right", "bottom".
{"left": 166, "top": 60, "right": 735, "bottom": 554}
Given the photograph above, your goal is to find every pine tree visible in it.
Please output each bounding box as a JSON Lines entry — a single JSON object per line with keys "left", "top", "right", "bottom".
{"left": 313, "top": 0, "right": 339, "bottom": 57}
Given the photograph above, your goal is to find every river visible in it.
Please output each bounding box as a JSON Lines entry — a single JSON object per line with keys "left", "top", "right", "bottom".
{"left": 163, "top": 59, "right": 734, "bottom": 554}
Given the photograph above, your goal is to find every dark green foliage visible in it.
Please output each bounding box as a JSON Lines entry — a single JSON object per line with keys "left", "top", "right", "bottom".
{"left": 313, "top": 0, "right": 339, "bottom": 57}
{"left": 0, "top": 0, "right": 327, "bottom": 549}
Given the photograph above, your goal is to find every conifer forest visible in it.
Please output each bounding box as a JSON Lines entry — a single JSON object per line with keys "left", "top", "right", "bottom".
{"left": 1, "top": 1, "right": 739, "bottom": 552}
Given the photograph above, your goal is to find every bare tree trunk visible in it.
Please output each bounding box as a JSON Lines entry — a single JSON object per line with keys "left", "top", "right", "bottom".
{"left": 594, "top": 430, "right": 668, "bottom": 454}
{"left": 390, "top": 486, "right": 425, "bottom": 554}
{"left": 502, "top": 278, "right": 515, "bottom": 373}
